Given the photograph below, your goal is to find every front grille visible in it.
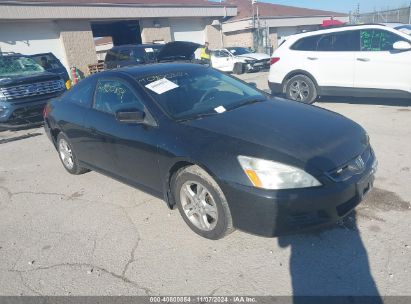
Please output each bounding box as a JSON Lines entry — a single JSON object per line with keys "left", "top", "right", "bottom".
{"left": 0, "top": 79, "right": 64, "bottom": 100}
{"left": 327, "top": 147, "right": 373, "bottom": 182}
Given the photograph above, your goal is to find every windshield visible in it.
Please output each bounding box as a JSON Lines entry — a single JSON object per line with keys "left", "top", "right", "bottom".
{"left": 30, "top": 54, "right": 61, "bottom": 71}
{"left": 137, "top": 67, "right": 266, "bottom": 120}
{"left": 0, "top": 56, "right": 45, "bottom": 77}
{"left": 227, "top": 47, "right": 253, "bottom": 55}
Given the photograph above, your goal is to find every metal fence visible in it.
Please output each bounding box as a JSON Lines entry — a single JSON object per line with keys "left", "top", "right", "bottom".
{"left": 354, "top": 6, "right": 411, "bottom": 24}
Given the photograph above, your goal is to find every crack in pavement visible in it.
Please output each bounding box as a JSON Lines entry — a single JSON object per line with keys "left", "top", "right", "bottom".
{"left": 7, "top": 263, "right": 153, "bottom": 295}
{"left": 1, "top": 189, "right": 155, "bottom": 295}
{"left": 18, "top": 271, "right": 43, "bottom": 296}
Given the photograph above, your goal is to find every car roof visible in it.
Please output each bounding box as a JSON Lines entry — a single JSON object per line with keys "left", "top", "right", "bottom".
{"left": 293, "top": 24, "right": 388, "bottom": 38}
{"left": 109, "top": 44, "right": 163, "bottom": 51}
{"left": 283, "top": 23, "right": 411, "bottom": 44}
{"left": 96, "top": 62, "right": 205, "bottom": 78}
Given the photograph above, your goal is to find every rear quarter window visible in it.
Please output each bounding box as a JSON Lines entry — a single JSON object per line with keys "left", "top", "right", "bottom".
{"left": 290, "top": 35, "right": 320, "bottom": 51}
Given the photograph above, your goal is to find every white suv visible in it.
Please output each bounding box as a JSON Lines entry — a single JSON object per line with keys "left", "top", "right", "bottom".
{"left": 268, "top": 24, "right": 411, "bottom": 103}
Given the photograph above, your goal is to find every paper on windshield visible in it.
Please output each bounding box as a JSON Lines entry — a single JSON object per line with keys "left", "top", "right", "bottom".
{"left": 145, "top": 78, "right": 178, "bottom": 94}
{"left": 214, "top": 106, "right": 226, "bottom": 113}
{"left": 145, "top": 48, "right": 154, "bottom": 53}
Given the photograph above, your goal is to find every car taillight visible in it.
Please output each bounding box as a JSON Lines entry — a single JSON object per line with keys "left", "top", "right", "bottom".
{"left": 43, "top": 103, "right": 51, "bottom": 119}
{"left": 270, "top": 57, "right": 280, "bottom": 65}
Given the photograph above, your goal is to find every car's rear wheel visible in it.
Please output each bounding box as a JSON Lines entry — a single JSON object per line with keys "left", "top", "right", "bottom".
{"left": 285, "top": 74, "right": 317, "bottom": 104}
{"left": 172, "top": 165, "right": 234, "bottom": 240}
{"left": 57, "top": 133, "right": 88, "bottom": 175}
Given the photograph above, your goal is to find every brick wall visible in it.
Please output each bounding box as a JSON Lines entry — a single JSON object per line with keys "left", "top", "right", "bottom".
{"left": 140, "top": 18, "right": 172, "bottom": 44}
{"left": 57, "top": 20, "right": 97, "bottom": 77}
{"left": 223, "top": 30, "right": 253, "bottom": 48}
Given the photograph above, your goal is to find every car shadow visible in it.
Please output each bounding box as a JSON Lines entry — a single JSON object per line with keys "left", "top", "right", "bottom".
{"left": 276, "top": 155, "right": 382, "bottom": 303}
{"left": 278, "top": 212, "right": 382, "bottom": 303}
{"left": 318, "top": 96, "right": 411, "bottom": 107}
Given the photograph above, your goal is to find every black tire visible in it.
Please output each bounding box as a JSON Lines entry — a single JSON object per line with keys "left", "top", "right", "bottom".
{"left": 284, "top": 74, "right": 317, "bottom": 104}
{"left": 233, "top": 62, "right": 245, "bottom": 75}
{"left": 56, "top": 133, "right": 88, "bottom": 175}
{"left": 172, "top": 165, "right": 234, "bottom": 240}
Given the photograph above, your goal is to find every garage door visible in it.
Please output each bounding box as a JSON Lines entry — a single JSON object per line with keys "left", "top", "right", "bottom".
{"left": 0, "top": 21, "right": 68, "bottom": 71}
{"left": 170, "top": 18, "right": 205, "bottom": 44}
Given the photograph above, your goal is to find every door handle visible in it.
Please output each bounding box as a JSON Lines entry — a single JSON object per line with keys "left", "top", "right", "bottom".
{"left": 357, "top": 58, "right": 370, "bottom": 62}
{"left": 307, "top": 57, "right": 318, "bottom": 60}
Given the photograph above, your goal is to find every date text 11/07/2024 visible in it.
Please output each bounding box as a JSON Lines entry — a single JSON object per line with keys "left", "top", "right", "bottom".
{"left": 149, "top": 296, "right": 257, "bottom": 303}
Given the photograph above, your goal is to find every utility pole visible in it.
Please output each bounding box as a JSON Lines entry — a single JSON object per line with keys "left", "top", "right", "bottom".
{"left": 408, "top": 1, "right": 411, "bottom": 24}
{"left": 251, "top": 0, "right": 256, "bottom": 50}
{"left": 252, "top": 0, "right": 256, "bottom": 29}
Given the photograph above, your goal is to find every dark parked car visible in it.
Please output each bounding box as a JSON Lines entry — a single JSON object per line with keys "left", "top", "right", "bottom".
{"left": 29, "top": 52, "right": 71, "bottom": 88}
{"left": 104, "top": 44, "right": 163, "bottom": 70}
{"left": 156, "top": 41, "right": 203, "bottom": 64}
{"left": 0, "top": 53, "right": 66, "bottom": 128}
{"left": 44, "top": 63, "right": 377, "bottom": 239}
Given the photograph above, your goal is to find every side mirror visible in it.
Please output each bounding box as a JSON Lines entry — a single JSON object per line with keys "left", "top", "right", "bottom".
{"left": 393, "top": 41, "right": 411, "bottom": 51}
{"left": 115, "top": 109, "right": 145, "bottom": 124}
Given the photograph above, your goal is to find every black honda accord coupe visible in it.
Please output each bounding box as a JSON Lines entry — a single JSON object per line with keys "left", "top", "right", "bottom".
{"left": 44, "top": 63, "right": 377, "bottom": 239}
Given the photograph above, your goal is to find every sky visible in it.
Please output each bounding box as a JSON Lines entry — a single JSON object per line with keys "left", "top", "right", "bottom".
{"left": 253, "top": 0, "right": 410, "bottom": 13}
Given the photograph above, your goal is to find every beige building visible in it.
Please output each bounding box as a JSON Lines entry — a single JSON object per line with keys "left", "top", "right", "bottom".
{"left": 0, "top": 0, "right": 236, "bottom": 75}
{"left": 222, "top": 0, "right": 348, "bottom": 51}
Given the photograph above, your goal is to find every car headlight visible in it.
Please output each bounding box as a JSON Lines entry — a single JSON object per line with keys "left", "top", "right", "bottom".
{"left": 0, "top": 91, "right": 7, "bottom": 102}
{"left": 238, "top": 156, "right": 321, "bottom": 190}
{"left": 0, "top": 104, "right": 8, "bottom": 114}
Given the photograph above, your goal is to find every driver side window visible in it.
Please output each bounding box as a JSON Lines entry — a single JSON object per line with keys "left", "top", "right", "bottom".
{"left": 94, "top": 79, "right": 145, "bottom": 114}
{"left": 360, "top": 29, "right": 406, "bottom": 51}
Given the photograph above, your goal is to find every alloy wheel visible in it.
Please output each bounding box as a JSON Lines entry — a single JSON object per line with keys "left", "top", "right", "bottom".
{"left": 289, "top": 80, "right": 310, "bottom": 102}
{"left": 58, "top": 139, "right": 74, "bottom": 170}
{"left": 180, "top": 181, "right": 218, "bottom": 231}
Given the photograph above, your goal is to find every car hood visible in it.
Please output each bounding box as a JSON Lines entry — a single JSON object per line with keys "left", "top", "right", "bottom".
{"left": 185, "top": 99, "right": 367, "bottom": 173}
{"left": 0, "top": 71, "right": 62, "bottom": 87}
{"left": 157, "top": 41, "right": 200, "bottom": 62}
{"left": 236, "top": 53, "right": 270, "bottom": 60}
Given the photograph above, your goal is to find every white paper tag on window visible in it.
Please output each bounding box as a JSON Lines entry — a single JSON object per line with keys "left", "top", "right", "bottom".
{"left": 145, "top": 78, "right": 178, "bottom": 94}
{"left": 214, "top": 106, "right": 226, "bottom": 113}
{"left": 145, "top": 48, "right": 154, "bottom": 53}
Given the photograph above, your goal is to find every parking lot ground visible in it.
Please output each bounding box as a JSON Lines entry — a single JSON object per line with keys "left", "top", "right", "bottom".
{"left": 0, "top": 72, "right": 410, "bottom": 296}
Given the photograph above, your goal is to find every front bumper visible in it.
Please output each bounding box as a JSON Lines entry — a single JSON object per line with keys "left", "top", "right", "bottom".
{"left": 220, "top": 155, "right": 376, "bottom": 237}
{"left": 0, "top": 97, "right": 54, "bottom": 129}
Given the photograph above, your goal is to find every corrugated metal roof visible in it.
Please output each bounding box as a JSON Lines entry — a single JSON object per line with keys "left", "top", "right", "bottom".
{"left": 0, "top": 0, "right": 234, "bottom": 6}
{"left": 226, "top": 0, "right": 347, "bottom": 20}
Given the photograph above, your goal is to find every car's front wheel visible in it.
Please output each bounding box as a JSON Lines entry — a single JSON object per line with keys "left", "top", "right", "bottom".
{"left": 57, "top": 133, "right": 88, "bottom": 175}
{"left": 172, "top": 165, "right": 234, "bottom": 239}
{"left": 285, "top": 74, "right": 317, "bottom": 104}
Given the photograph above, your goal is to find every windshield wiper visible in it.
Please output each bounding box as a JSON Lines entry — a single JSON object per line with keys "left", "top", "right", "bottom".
{"left": 227, "top": 97, "right": 267, "bottom": 111}
{"left": 177, "top": 112, "right": 218, "bottom": 122}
